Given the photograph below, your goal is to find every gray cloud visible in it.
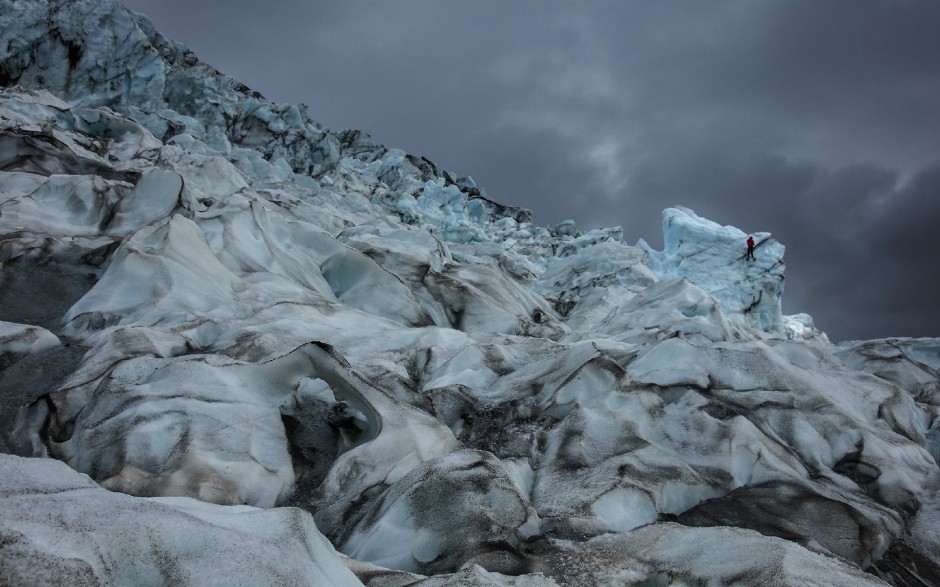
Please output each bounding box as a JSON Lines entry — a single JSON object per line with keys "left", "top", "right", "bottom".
{"left": 120, "top": 0, "right": 940, "bottom": 341}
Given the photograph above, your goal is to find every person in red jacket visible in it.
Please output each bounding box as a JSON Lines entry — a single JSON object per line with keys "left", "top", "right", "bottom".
{"left": 745, "top": 235, "right": 755, "bottom": 260}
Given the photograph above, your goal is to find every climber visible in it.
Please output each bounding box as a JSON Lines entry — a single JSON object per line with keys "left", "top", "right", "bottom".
{"left": 745, "top": 235, "right": 755, "bottom": 261}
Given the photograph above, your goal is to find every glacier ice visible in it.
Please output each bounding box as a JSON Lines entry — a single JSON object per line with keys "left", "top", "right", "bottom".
{"left": 639, "top": 206, "right": 787, "bottom": 334}
{"left": 1, "top": 0, "right": 939, "bottom": 585}
{"left": 0, "top": 453, "right": 364, "bottom": 586}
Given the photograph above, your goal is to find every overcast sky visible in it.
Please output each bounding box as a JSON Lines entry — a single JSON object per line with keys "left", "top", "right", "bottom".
{"left": 120, "top": 0, "right": 940, "bottom": 342}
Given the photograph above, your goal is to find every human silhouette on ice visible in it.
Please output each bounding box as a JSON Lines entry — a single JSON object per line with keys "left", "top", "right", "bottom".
{"left": 745, "top": 235, "right": 756, "bottom": 261}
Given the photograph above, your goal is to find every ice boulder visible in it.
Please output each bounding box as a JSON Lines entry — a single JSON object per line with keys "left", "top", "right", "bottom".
{"left": 782, "top": 311, "right": 830, "bottom": 343}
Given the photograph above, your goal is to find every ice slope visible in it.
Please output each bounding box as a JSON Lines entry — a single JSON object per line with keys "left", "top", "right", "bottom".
{"left": 1, "top": 1, "right": 938, "bottom": 585}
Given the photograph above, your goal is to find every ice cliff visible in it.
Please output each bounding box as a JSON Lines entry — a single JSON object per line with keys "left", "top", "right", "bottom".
{"left": 1, "top": 1, "right": 938, "bottom": 586}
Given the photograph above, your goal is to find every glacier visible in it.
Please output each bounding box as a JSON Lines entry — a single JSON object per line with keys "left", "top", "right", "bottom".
{"left": 0, "top": 1, "right": 938, "bottom": 585}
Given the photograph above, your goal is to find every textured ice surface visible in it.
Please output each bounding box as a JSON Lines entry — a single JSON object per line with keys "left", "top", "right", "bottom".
{"left": 837, "top": 338, "right": 940, "bottom": 464}
{"left": 0, "top": 453, "right": 363, "bottom": 586}
{"left": 341, "top": 449, "right": 540, "bottom": 574}
{"left": 0, "top": 321, "right": 60, "bottom": 366}
{"left": 1, "top": 1, "right": 938, "bottom": 585}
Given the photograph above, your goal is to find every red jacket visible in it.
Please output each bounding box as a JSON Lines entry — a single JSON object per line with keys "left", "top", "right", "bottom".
{"left": 747, "top": 237, "right": 755, "bottom": 248}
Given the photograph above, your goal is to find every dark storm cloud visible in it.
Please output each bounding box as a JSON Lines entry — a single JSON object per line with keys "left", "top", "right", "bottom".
{"left": 119, "top": 0, "right": 940, "bottom": 341}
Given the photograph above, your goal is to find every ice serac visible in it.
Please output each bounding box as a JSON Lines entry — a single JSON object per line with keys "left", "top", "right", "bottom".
{"left": 0, "top": 0, "right": 341, "bottom": 175}
{"left": 1, "top": 0, "right": 939, "bottom": 585}
{"left": 640, "top": 206, "right": 788, "bottom": 334}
